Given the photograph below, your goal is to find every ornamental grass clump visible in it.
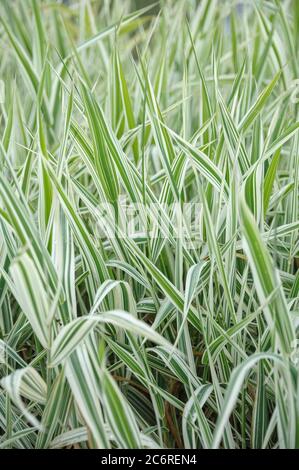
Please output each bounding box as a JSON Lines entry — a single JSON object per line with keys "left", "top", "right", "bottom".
{"left": 0, "top": 0, "right": 299, "bottom": 449}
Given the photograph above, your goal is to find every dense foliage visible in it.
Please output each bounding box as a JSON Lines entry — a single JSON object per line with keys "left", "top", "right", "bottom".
{"left": 0, "top": 0, "right": 299, "bottom": 449}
